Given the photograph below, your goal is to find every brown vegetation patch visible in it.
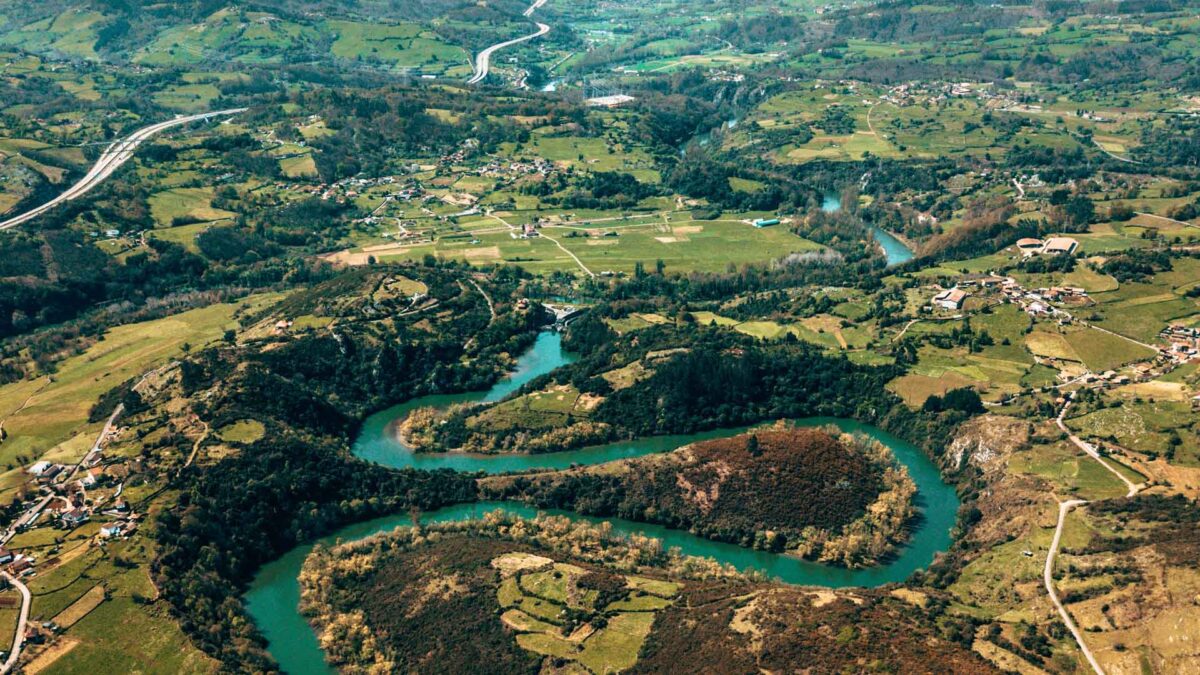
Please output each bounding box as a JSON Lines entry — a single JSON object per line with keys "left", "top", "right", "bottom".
{"left": 638, "top": 585, "right": 998, "bottom": 674}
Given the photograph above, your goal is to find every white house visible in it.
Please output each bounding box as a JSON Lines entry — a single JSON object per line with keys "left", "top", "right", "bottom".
{"left": 27, "top": 461, "right": 52, "bottom": 477}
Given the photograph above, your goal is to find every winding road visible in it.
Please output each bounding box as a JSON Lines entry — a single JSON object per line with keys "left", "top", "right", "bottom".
{"left": 1044, "top": 499, "right": 1100, "bottom": 675}
{"left": 0, "top": 572, "right": 29, "bottom": 674}
{"left": 1043, "top": 391, "right": 1144, "bottom": 675}
{"left": 0, "top": 109, "right": 246, "bottom": 231}
{"left": 467, "top": 0, "right": 550, "bottom": 85}
{"left": 1092, "top": 138, "right": 1141, "bottom": 165}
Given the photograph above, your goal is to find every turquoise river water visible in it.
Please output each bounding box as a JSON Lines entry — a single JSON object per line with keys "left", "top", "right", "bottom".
{"left": 245, "top": 334, "right": 955, "bottom": 673}
{"left": 820, "top": 193, "right": 914, "bottom": 266}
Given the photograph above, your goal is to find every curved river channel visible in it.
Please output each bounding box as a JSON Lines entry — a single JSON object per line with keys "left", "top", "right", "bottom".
{"left": 820, "top": 193, "right": 914, "bottom": 267}
{"left": 245, "top": 332, "right": 958, "bottom": 674}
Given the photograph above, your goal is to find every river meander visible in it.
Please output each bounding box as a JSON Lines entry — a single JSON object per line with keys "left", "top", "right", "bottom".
{"left": 819, "top": 193, "right": 914, "bottom": 266}
{"left": 245, "top": 333, "right": 957, "bottom": 674}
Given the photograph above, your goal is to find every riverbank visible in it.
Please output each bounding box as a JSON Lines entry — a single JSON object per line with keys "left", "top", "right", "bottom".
{"left": 820, "top": 192, "right": 915, "bottom": 266}
{"left": 243, "top": 330, "right": 958, "bottom": 674}
{"left": 296, "top": 518, "right": 994, "bottom": 674}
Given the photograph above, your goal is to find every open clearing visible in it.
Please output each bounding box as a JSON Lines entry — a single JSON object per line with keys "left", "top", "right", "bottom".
{"left": 0, "top": 294, "right": 277, "bottom": 468}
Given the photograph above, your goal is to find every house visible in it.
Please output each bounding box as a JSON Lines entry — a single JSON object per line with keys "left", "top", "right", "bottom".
{"left": 61, "top": 509, "right": 89, "bottom": 527}
{"left": 111, "top": 499, "right": 130, "bottom": 514}
{"left": 1041, "top": 237, "right": 1079, "bottom": 256}
{"left": 83, "top": 449, "right": 103, "bottom": 468}
{"left": 45, "top": 498, "right": 69, "bottom": 516}
{"left": 960, "top": 274, "right": 1005, "bottom": 288}
{"left": 0, "top": 549, "right": 13, "bottom": 565}
{"left": 1026, "top": 301, "right": 1050, "bottom": 315}
{"left": 932, "top": 288, "right": 968, "bottom": 310}
{"left": 1016, "top": 238, "right": 1044, "bottom": 255}
{"left": 99, "top": 523, "right": 124, "bottom": 539}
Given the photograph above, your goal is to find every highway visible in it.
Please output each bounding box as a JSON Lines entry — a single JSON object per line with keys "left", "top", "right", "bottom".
{"left": 0, "top": 109, "right": 246, "bottom": 231}
{"left": 468, "top": 0, "right": 550, "bottom": 85}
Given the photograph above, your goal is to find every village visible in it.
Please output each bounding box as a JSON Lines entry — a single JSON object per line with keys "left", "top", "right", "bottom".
{"left": 925, "top": 234, "right": 1200, "bottom": 414}
{"left": 0, "top": 395, "right": 150, "bottom": 667}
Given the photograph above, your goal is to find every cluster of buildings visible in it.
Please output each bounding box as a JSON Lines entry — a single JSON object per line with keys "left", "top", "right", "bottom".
{"left": 474, "top": 158, "right": 555, "bottom": 179}
{"left": 0, "top": 546, "right": 37, "bottom": 580}
{"left": 870, "top": 80, "right": 1046, "bottom": 112}
{"left": 273, "top": 174, "right": 404, "bottom": 203}
{"left": 1016, "top": 236, "right": 1080, "bottom": 257}
{"left": 931, "top": 272, "right": 1094, "bottom": 316}
{"left": 1161, "top": 325, "right": 1200, "bottom": 363}
{"left": 21, "top": 450, "right": 140, "bottom": 535}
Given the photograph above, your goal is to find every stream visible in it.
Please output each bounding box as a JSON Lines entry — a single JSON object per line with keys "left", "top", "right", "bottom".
{"left": 245, "top": 332, "right": 958, "bottom": 674}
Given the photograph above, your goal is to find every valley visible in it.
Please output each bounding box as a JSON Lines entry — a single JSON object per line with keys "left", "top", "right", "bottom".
{"left": 0, "top": 0, "right": 1196, "bottom": 673}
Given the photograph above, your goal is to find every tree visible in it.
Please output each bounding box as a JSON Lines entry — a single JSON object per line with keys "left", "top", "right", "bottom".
{"left": 747, "top": 434, "right": 761, "bottom": 457}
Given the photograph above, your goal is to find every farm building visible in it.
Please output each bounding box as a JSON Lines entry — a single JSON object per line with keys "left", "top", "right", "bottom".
{"left": 1041, "top": 237, "right": 1079, "bottom": 256}
{"left": 586, "top": 94, "right": 636, "bottom": 108}
{"left": 27, "top": 461, "right": 52, "bottom": 477}
{"left": 1016, "top": 238, "right": 1043, "bottom": 255}
{"left": 752, "top": 218, "right": 780, "bottom": 228}
{"left": 932, "top": 288, "right": 967, "bottom": 310}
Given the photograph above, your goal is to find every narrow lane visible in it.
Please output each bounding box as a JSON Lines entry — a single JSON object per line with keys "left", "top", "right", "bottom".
{"left": 1042, "top": 391, "right": 1146, "bottom": 675}
{"left": 1044, "top": 499, "right": 1102, "bottom": 675}
{"left": 0, "top": 572, "right": 30, "bottom": 674}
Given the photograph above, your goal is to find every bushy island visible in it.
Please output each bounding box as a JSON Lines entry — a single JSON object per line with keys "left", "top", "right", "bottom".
{"left": 481, "top": 425, "right": 917, "bottom": 568}
{"left": 298, "top": 514, "right": 998, "bottom": 674}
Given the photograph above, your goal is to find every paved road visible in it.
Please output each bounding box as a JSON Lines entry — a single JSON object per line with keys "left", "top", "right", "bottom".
{"left": 468, "top": 0, "right": 550, "bottom": 85}
{"left": 0, "top": 109, "right": 246, "bottom": 231}
{"left": 0, "top": 572, "right": 30, "bottom": 674}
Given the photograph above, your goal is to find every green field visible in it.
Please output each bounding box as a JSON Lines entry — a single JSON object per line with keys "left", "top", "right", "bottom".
{"left": 0, "top": 296, "right": 276, "bottom": 471}
{"left": 371, "top": 216, "right": 823, "bottom": 275}
{"left": 148, "top": 187, "right": 235, "bottom": 228}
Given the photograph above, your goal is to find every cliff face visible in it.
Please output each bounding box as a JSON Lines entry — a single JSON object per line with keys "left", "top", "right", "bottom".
{"left": 946, "top": 414, "right": 1032, "bottom": 473}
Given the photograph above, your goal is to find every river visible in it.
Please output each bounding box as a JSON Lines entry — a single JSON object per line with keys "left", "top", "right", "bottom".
{"left": 820, "top": 193, "right": 914, "bottom": 267}
{"left": 245, "top": 332, "right": 958, "bottom": 674}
